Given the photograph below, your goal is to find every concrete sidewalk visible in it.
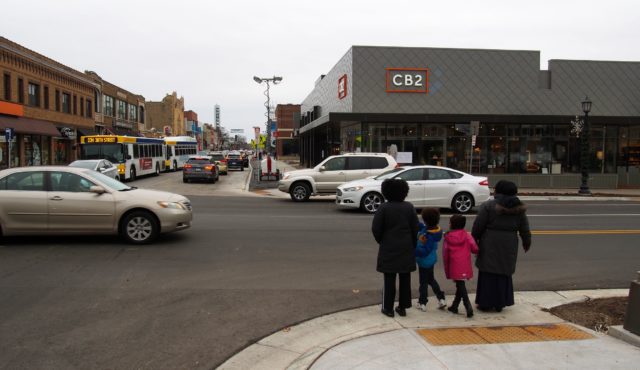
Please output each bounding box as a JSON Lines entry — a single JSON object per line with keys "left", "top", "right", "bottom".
{"left": 219, "top": 289, "right": 639, "bottom": 370}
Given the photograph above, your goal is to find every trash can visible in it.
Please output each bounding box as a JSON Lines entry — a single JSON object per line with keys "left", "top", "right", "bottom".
{"left": 623, "top": 271, "right": 640, "bottom": 336}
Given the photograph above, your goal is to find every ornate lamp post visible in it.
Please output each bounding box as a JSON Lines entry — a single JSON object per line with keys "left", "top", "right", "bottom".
{"left": 578, "top": 96, "right": 592, "bottom": 195}
{"left": 253, "top": 76, "right": 283, "bottom": 156}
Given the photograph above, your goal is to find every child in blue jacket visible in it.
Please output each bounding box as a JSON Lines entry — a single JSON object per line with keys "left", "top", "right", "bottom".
{"left": 415, "top": 208, "right": 447, "bottom": 311}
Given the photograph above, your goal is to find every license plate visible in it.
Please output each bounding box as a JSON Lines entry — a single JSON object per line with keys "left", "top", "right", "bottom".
{"left": 195, "top": 168, "right": 201, "bottom": 172}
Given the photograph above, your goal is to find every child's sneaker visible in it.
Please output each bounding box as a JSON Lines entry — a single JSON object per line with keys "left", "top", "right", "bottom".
{"left": 418, "top": 304, "right": 427, "bottom": 312}
{"left": 437, "top": 299, "right": 447, "bottom": 310}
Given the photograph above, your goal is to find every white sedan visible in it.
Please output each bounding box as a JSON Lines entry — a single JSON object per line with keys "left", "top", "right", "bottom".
{"left": 336, "top": 165, "right": 491, "bottom": 214}
{"left": 69, "top": 159, "right": 120, "bottom": 180}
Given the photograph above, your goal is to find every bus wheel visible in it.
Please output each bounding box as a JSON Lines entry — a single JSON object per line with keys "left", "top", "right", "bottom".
{"left": 130, "top": 167, "right": 136, "bottom": 182}
{"left": 173, "top": 161, "right": 178, "bottom": 172}
{"left": 155, "top": 164, "right": 160, "bottom": 176}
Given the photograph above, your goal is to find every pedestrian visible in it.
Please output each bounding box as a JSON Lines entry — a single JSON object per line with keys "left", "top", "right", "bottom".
{"left": 443, "top": 214, "right": 479, "bottom": 318}
{"left": 472, "top": 180, "right": 531, "bottom": 312}
{"left": 415, "top": 208, "right": 447, "bottom": 311}
{"left": 371, "top": 178, "right": 419, "bottom": 318}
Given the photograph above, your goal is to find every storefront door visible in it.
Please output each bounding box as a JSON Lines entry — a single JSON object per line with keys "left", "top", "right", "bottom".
{"left": 423, "top": 139, "right": 445, "bottom": 167}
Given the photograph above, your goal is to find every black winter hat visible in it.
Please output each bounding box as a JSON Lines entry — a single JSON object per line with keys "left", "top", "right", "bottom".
{"left": 494, "top": 180, "right": 518, "bottom": 196}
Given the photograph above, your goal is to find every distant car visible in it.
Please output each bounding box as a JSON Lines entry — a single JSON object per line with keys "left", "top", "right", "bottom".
{"left": 207, "top": 152, "right": 228, "bottom": 175}
{"left": 336, "top": 165, "right": 491, "bottom": 214}
{"left": 226, "top": 152, "right": 244, "bottom": 171}
{"left": 69, "top": 159, "right": 120, "bottom": 180}
{"left": 0, "top": 166, "right": 192, "bottom": 244}
{"left": 183, "top": 157, "right": 220, "bottom": 183}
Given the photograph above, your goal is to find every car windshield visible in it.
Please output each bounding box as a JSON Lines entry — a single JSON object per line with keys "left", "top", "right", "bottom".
{"left": 374, "top": 167, "right": 405, "bottom": 180}
{"left": 69, "top": 161, "right": 97, "bottom": 170}
{"left": 83, "top": 169, "right": 131, "bottom": 191}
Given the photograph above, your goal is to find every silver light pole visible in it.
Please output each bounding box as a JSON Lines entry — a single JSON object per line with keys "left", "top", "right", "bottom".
{"left": 253, "top": 76, "right": 282, "bottom": 157}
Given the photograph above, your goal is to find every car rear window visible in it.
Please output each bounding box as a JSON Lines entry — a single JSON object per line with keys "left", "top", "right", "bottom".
{"left": 210, "top": 155, "right": 225, "bottom": 160}
{"left": 227, "top": 154, "right": 241, "bottom": 159}
{"left": 187, "top": 159, "right": 211, "bottom": 165}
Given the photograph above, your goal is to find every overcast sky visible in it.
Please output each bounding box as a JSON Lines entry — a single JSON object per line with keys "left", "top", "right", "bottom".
{"left": 2, "top": 0, "right": 639, "bottom": 136}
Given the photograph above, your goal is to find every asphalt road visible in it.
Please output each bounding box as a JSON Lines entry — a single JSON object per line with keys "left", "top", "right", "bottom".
{"left": 1, "top": 170, "right": 639, "bottom": 369}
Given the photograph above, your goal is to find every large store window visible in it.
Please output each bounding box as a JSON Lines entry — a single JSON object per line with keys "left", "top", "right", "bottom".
{"left": 619, "top": 126, "right": 640, "bottom": 169}
{"left": 340, "top": 121, "right": 361, "bottom": 153}
{"left": 23, "top": 135, "right": 49, "bottom": 166}
{"left": 0, "top": 136, "right": 18, "bottom": 169}
{"left": 53, "top": 138, "right": 69, "bottom": 165}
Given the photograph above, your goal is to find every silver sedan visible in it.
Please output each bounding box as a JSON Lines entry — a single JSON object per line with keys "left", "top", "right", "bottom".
{"left": 0, "top": 166, "right": 192, "bottom": 244}
{"left": 69, "top": 159, "right": 120, "bottom": 180}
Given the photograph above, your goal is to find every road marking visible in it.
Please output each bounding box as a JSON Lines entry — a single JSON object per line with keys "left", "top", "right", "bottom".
{"left": 532, "top": 229, "right": 640, "bottom": 235}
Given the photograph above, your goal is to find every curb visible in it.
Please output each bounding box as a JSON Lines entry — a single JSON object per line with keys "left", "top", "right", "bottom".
{"left": 217, "top": 289, "right": 628, "bottom": 370}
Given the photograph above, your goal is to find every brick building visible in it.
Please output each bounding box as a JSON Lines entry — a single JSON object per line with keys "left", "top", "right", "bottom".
{"left": 146, "top": 92, "right": 185, "bottom": 136}
{"left": 85, "top": 71, "right": 146, "bottom": 136}
{"left": 0, "top": 37, "right": 98, "bottom": 168}
{"left": 274, "top": 104, "right": 300, "bottom": 158}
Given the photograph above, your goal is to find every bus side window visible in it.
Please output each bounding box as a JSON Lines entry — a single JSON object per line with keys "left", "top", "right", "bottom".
{"left": 133, "top": 144, "right": 139, "bottom": 159}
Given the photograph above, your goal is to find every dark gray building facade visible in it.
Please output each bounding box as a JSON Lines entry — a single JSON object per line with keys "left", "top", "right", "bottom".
{"left": 299, "top": 46, "right": 640, "bottom": 188}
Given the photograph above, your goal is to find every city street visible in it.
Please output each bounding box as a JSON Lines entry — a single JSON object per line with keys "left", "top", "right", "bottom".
{"left": 1, "top": 169, "right": 639, "bottom": 369}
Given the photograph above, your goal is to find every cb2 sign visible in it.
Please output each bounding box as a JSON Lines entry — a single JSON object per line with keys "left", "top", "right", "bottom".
{"left": 386, "top": 68, "right": 429, "bottom": 94}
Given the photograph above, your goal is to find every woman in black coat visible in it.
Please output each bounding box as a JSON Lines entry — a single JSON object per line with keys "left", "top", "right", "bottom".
{"left": 471, "top": 180, "right": 531, "bottom": 312}
{"left": 372, "top": 178, "right": 419, "bottom": 317}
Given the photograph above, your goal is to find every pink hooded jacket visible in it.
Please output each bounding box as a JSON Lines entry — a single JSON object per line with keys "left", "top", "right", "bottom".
{"left": 443, "top": 229, "right": 479, "bottom": 280}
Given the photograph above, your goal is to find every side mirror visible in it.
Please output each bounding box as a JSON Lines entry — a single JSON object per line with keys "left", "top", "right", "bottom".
{"left": 319, "top": 166, "right": 326, "bottom": 172}
{"left": 126, "top": 155, "right": 132, "bottom": 160}
{"left": 90, "top": 185, "right": 106, "bottom": 194}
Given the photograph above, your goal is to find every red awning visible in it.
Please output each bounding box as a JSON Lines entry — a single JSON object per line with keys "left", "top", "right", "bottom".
{"left": 0, "top": 115, "right": 61, "bottom": 136}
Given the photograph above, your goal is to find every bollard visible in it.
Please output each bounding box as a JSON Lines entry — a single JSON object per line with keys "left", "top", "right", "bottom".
{"left": 623, "top": 271, "right": 640, "bottom": 336}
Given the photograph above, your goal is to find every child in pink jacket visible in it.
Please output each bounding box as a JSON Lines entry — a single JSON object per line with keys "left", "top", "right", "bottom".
{"left": 444, "top": 214, "right": 479, "bottom": 318}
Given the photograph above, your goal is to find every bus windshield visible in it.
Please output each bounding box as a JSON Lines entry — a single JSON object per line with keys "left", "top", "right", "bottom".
{"left": 81, "top": 143, "right": 125, "bottom": 163}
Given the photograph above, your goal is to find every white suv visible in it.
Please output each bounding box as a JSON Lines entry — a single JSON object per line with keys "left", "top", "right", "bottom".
{"left": 278, "top": 153, "right": 398, "bottom": 202}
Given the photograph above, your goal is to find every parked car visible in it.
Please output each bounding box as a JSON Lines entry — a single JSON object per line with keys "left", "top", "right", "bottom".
{"left": 0, "top": 166, "right": 192, "bottom": 244}
{"left": 183, "top": 156, "right": 220, "bottom": 183}
{"left": 207, "top": 151, "right": 228, "bottom": 175}
{"left": 278, "top": 153, "right": 397, "bottom": 202}
{"left": 336, "top": 165, "right": 490, "bottom": 214}
{"left": 69, "top": 159, "right": 120, "bottom": 180}
{"left": 226, "top": 151, "right": 244, "bottom": 171}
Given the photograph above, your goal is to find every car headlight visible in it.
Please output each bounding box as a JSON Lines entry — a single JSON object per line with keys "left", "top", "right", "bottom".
{"left": 157, "top": 201, "right": 186, "bottom": 210}
{"left": 342, "top": 186, "right": 363, "bottom": 192}
{"left": 282, "top": 173, "right": 291, "bottom": 180}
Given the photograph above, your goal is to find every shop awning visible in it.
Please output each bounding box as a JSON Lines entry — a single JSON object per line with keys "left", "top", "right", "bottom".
{"left": 0, "top": 115, "right": 61, "bottom": 136}
{"left": 76, "top": 127, "right": 96, "bottom": 137}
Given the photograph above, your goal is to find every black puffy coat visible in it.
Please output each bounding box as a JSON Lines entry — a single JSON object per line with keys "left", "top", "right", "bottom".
{"left": 371, "top": 201, "right": 419, "bottom": 273}
{"left": 471, "top": 194, "right": 531, "bottom": 276}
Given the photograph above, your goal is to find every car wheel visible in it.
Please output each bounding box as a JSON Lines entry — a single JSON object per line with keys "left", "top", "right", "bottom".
{"left": 360, "top": 192, "right": 384, "bottom": 214}
{"left": 241, "top": 167, "right": 244, "bottom": 171}
{"left": 120, "top": 211, "right": 159, "bottom": 244}
{"left": 452, "top": 192, "right": 474, "bottom": 213}
{"left": 173, "top": 161, "right": 178, "bottom": 172}
{"left": 290, "top": 182, "right": 311, "bottom": 202}
{"left": 183, "top": 177, "right": 188, "bottom": 183}
{"left": 129, "top": 167, "right": 136, "bottom": 182}
{"left": 155, "top": 164, "right": 160, "bottom": 176}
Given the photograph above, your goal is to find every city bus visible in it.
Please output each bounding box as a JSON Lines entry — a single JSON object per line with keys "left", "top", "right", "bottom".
{"left": 163, "top": 136, "right": 198, "bottom": 171}
{"left": 80, "top": 135, "right": 166, "bottom": 181}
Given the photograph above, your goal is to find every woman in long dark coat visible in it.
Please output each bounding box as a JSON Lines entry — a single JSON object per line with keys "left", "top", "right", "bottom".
{"left": 372, "top": 178, "right": 419, "bottom": 317}
{"left": 471, "top": 180, "right": 531, "bottom": 312}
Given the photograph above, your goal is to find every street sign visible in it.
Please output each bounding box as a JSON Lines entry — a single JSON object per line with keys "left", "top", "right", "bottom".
{"left": 4, "top": 127, "right": 14, "bottom": 141}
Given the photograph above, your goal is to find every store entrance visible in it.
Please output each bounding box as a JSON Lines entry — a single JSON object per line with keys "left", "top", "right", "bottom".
{"left": 422, "top": 139, "right": 445, "bottom": 166}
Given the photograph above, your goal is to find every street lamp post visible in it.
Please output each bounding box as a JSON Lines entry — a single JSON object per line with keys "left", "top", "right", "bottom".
{"left": 253, "top": 76, "right": 283, "bottom": 157}
{"left": 579, "top": 96, "right": 592, "bottom": 195}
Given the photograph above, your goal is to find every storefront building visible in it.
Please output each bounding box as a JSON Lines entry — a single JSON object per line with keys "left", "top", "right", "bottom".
{"left": 274, "top": 104, "right": 300, "bottom": 158}
{"left": 85, "top": 71, "right": 146, "bottom": 137}
{"left": 1, "top": 37, "right": 98, "bottom": 169}
{"left": 299, "top": 46, "right": 640, "bottom": 188}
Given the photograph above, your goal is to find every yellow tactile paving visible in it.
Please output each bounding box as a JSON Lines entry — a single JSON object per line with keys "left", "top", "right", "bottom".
{"left": 417, "top": 328, "right": 488, "bottom": 346}
{"left": 472, "top": 326, "right": 540, "bottom": 343}
{"left": 523, "top": 324, "right": 594, "bottom": 341}
{"left": 417, "top": 324, "right": 594, "bottom": 346}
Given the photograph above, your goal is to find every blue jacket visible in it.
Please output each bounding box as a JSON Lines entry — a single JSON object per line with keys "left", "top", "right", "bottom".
{"left": 415, "top": 223, "right": 443, "bottom": 268}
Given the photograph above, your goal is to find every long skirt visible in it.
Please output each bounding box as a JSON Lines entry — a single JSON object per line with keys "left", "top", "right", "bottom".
{"left": 475, "top": 270, "right": 514, "bottom": 309}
